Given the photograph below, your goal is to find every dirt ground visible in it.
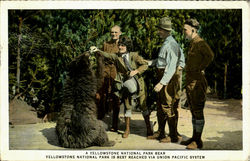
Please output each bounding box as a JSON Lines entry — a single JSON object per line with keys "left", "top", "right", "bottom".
{"left": 9, "top": 97, "right": 242, "bottom": 150}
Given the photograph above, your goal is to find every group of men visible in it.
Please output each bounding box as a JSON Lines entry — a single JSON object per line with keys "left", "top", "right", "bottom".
{"left": 95, "top": 17, "right": 214, "bottom": 150}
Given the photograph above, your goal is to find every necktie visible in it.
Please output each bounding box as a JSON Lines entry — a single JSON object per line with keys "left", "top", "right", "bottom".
{"left": 123, "top": 55, "right": 132, "bottom": 71}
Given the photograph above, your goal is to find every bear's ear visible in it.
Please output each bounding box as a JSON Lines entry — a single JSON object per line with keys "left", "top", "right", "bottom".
{"left": 69, "top": 52, "right": 89, "bottom": 68}
{"left": 81, "top": 52, "right": 91, "bottom": 66}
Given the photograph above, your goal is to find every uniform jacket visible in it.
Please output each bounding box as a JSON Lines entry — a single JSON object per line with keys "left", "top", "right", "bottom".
{"left": 102, "top": 40, "right": 119, "bottom": 79}
{"left": 99, "top": 51, "right": 148, "bottom": 98}
{"left": 186, "top": 35, "right": 214, "bottom": 83}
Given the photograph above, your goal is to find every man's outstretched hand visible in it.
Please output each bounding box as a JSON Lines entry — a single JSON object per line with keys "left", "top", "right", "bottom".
{"left": 90, "top": 46, "right": 99, "bottom": 53}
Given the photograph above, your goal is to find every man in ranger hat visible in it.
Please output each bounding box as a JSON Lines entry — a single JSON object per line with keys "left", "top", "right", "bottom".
{"left": 147, "top": 17, "right": 185, "bottom": 143}
{"left": 181, "top": 18, "right": 214, "bottom": 149}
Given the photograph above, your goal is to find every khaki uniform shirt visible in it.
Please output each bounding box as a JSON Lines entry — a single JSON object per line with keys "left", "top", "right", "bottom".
{"left": 186, "top": 35, "right": 214, "bottom": 83}
{"left": 102, "top": 40, "right": 119, "bottom": 79}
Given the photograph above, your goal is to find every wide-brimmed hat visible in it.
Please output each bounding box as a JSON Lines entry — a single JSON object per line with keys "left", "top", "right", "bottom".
{"left": 156, "top": 17, "right": 172, "bottom": 31}
{"left": 184, "top": 18, "right": 200, "bottom": 30}
{"left": 123, "top": 77, "right": 139, "bottom": 94}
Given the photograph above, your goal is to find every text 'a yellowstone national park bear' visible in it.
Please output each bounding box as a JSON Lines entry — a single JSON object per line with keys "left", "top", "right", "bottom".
{"left": 56, "top": 52, "right": 115, "bottom": 148}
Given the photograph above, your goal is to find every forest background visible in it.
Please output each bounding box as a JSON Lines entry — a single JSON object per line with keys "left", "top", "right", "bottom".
{"left": 8, "top": 9, "right": 242, "bottom": 117}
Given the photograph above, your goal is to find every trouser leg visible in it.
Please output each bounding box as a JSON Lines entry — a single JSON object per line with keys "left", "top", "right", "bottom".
{"left": 143, "top": 114, "right": 153, "bottom": 137}
{"left": 185, "top": 77, "right": 206, "bottom": 149}
{"left": 158, "top": 117, "right": 167, "bottom": 140}
{"left": 111, "top": 95, "right": 120, "bottom": 132}
{"left": 122, "top": 94, "right": 132, "bottom": 138}
{"left": 96, "top": 90, "right": 106, "bottom": 120}
{"left": 160, "top": 104, "right": 178, "bottom": 143}
{"left": 97, "top": 76, "right": 110, "bottom": 120}
{"left": 167, "top": 115, "right": 178, "bottom": 142}
{"left": 154, "top": 69, "right": 179, "bottom": 142}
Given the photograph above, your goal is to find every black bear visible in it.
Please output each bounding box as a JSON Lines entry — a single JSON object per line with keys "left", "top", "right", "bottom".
{"left": 56, "top": 52, "right": 115, "bottom": 148}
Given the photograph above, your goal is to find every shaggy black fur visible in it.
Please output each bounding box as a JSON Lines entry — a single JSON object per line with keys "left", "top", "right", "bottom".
{"left": 56, "top": 52, "right": 115, "bottom": 148}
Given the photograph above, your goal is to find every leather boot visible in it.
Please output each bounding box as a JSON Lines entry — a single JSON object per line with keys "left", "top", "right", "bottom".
{"left": 161, "top": 116, "right": 178, "bottom": 143}
{"left": 147, "top": 110, "right": 165, "bottom": 140}
{"left": 158, "top": 118, "right": 167, "bottom": 140}
{"left": 181, "top": 129, "right": 196, "bottom": 146}
{"left": 195, "top": 132, "right": 203, "bottom": 149}
{"left": 147, "top": 131, "right": 160, "bottom": 140}
{"left": 157, "top": 108, "right": 167, "bottom": 140}
{"left": 187, "top": 119, "right": 204, "bottom": 149}
{"left": 186, "top": 132, "right": 203, "bottom": 149}
{"left": 150, "top": 118, "right": 166, "bottom": 140}
{"left": 143, "top": 115, "right": 153, "bottom": 137}
{"left": 122, "top": 117, "right": 130, "bottom": 138}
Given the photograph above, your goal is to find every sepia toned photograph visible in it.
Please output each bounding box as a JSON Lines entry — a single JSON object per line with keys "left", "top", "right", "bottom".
{"left": 1, "top": 1, "right": 249, "bottom": 161}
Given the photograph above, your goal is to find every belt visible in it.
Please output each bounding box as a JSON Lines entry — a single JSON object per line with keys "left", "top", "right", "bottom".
{"left": 186, "top": 71, "right": 204, "bottom": 79}
{"left": 157, "top": 68, "right": 165, "bottom": 72}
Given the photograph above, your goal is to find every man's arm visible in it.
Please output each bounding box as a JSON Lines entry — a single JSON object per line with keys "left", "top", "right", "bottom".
{"left": 129, "top": 52, "right": 148, "bottom": 77}
{"left": 98, "top": 50, "right": 117, "bottom": 61}
{"left": 90, "top": 46, "right": 118, "bottom": 61}
{"left": 154, "top": 43, "right": 179, "bottom": 92}
{"left": 199, "top": 41, "right": 214, "bottom": 71}
{"left": 133, "top": 52, "right": 148, "bottom": 75}
{"left": 159, "top": 43, "right": 179, "bottom": 85}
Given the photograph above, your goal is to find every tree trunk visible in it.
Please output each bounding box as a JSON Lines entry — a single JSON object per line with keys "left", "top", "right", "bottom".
{"left": 224, "top": 63, "right": 228, "bottom": 99}
{"left": 214, "top": 80, "right": 217, "bottom": 96}
{"left": 16, "top": 17, "right": 23, "bottom": 94}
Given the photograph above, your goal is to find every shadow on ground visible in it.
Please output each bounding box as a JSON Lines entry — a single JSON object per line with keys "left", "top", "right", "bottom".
{"left": 206, "top": 98, "right": 242, "bottom": 120}
{"left": 203, "top": 130, "right": 242, "bottom": 150}
{"left": 40, "top": 128, "right": 60, "bottom": 147}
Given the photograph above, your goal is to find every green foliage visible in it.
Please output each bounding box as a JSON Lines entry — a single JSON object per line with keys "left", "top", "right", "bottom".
{"left": 8, "top": 9, "right": 242, "bottom": 116}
